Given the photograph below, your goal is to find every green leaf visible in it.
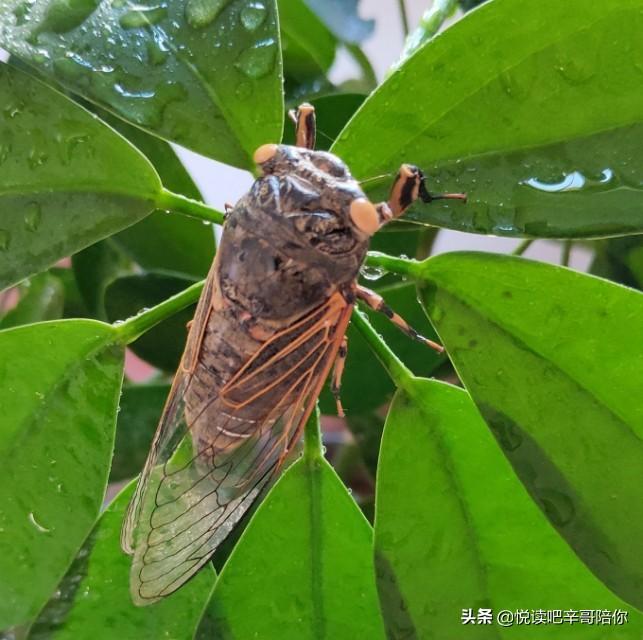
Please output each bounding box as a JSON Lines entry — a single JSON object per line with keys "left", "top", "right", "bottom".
{"left": 305, "top": 0, "right": 374, "bottom": 43}
{"left": 95, "top": 109, "right": 215, "bottom": 278}
{"left": 320, "top": 280, "right": 443, "bottom": 416}
{"left": 30, "top": 481, "right": 215, "bottom": 639}
{"left": 104, "top": 272, "right": 196, "bottom": 371}
{"left": 0, "top": 63, "right": 161, "bottom": 291}
{"left": 110, "top": 382, "right": 169, "bottom": 483}
{"left": 200, "top": 452, "right": 386, "bottom": 638}
{"left": 0, "top": 0, "right": 284, "bottom": 168}
{"left": 0, "top": 272, "right": 64, "bottom": 328}
{"left": 279, "top": 0, "right": 336, "bottom": 83}
{"left": 376, "top": 379, "right": 643, "bottom": 638}
{"left": 282, "top": 93, "right": 365, "bottom": 150}
{"left": 72, "top": 240, "right": 134, "bottom": 319}
{"left": 0, "top": 319, "right": 124, "bottom": 628}
{"left": 416, "top": 251, "right": 643, "bottom": 610}
{"left": 333, "top": 0, "right": 643, "bottom": 239}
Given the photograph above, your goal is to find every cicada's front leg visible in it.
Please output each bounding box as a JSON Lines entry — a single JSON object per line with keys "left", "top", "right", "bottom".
{"left": 376, "top": 164, "right": 467, "bottom": 226}
{"left": 356, "top": 285, "right": 444, "bottom": 354}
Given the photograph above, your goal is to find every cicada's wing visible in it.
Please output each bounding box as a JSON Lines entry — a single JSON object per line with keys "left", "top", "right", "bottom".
{"left": 121, "top": 291, "right": 352, "bottom": 605}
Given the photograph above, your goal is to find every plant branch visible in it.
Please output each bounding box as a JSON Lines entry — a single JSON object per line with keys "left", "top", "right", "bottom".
{"left": 345, "top": 43, "right": 378, "bottom": 89}
{"left": 401, "top": 0, "right": 458, "bottom": 60}
{"left": 365, "top": 251, "right": 421, "bottom": 277}
{"left": 351, "top": 307, "right": 413, "bottom": 389}
{"left": 513, "top": 238, "right": 534, "bottom": 256}
{"left": 156, "top": 188, "right": 225, "bottom": 225}
{"left": 114, "top": 279, "right": 205, "bottom": 344}
{"left": 304, "top": 407, "right": 323, "bottom": 462}
{"left": 561, "top": 240, "right": 572, "bottom": 267}
{"left": 397, "top": 0, "right": 410, "bottom": 37}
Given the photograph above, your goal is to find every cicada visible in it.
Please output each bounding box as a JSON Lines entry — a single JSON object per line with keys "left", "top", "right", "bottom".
{"left": 121, "top": 103, "right": 465, "bottom": 605}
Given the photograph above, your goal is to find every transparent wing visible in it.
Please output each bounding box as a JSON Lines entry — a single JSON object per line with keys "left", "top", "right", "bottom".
{"left": 121, "top": 291, "right": 351, "bottom": 605}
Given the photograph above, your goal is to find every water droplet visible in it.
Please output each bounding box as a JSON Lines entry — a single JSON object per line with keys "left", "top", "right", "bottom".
{"left": 235, "top": 81, "right": 252, "bottom": 99}
{"left": 235, "top": 38, "right": 276, "bottom": 79}
{"left": 146, "top": 28, "right": 170, "bottom": 65}
{"left": 538, "top": 489, "right": 575, "bottom": 527}
{"left": 13, "top": 1, "right": 33, "bottom": 26}
{"left": 113, "top": 83, "right": 155, "bottom": 100}
{"left": 28, "top": 512, "right": 51, "bottom": 533}
{"left": 3, "top": 100, "right": 24, "bottom": 119}
{"left": 24, "top": 203, "right": 42, "bottom": 232}
{"left": 240, "top": 1, "right": 266, "bottom": 31}
{"left": 53, "top": 52, "right": 93, "bottom": 84}
{"left": 522, "top": 169, "right": 615, "bottom": 194}
{"left": 185, "top": 0, "right": 228, "bottom": 28}
{"left": 360, "top": 264, "right": 387, "bottom": 281}
{"left": 119, "top": 4, "right": 168, "bottom": 29}
{"left": 35, "top": 0, "right": 101, "bottom": 35}
{"left": 28, "top": 146, "right": 49, "bottom": 169}
{"left": 0, "top": 230, "right": 10, "bottom": 251}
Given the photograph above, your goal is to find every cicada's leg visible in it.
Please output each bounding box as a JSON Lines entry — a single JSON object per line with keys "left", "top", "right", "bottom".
{"left": 356, "top": 285, "right": 444, "bottom": 354}
{"left": 375, "top": 164, "right": 467, "bottom": 226}
{"left": 288, "top": 102, "right": 316, "bottom": 150}
{"left": 330, "top": 336, "right": 348, "bottom": 417}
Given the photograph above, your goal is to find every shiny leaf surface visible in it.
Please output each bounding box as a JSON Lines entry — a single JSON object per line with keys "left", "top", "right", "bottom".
{"left": 417, "top": 252, "right": 643, "bottom": 609}
{"left": 0, "top": 0, "right": 284, "bottom": 167}
{"left": 0, "top": 320, "right": 124, "bottom": 628}
{"left": 376, "top": 379, "right": 643, "bottom": 638}
{"left": 0, "top": 63, "right": 160, "bottom": 290}
{"left": 333, "top": 0, "right": 643, "bottom": 238}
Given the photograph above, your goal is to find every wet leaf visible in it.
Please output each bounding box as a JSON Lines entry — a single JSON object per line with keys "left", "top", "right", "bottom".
{"left": 0, "top": 272, "right": 64, "bottom": 329}
{"left": 72, "top": 240, "right": 134, "bottom": 320}
{"left": 416, "top": 252, "right": 643, "bottom": 610}
{"left": 0, "top": 320, "right": 124, "bottom": 628}
{"left": 333, "top": 0, "right": 643, "bottom": 239}
{"left": 305, "top": 0, "right": 374, "bottom": 43}
{"left": 200, "top": 447, "right": 386, "bottom": 638}
{"left": 0, "top": 63, "right": 160, "bottom": 291}
{"left": 29, "top": 481, "right": 215, "bottom": 639}
{"left": 110, "top": 383, "right": 169, "bottom": 483}
{"left": 0, "top": 0, "right": 284, "bottom": 168}
{"left": 376, "top": 379, "right": 643, "bottom": 638}
{"left": 104, "top": 272, "right": 196, "bottom": 371}
{"left": 96, "top": 109, "right": 215, "bottom": 278}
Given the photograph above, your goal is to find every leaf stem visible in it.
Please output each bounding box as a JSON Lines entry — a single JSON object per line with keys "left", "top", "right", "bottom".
{"left": 397, "top": 0, "right": 410, "bottom": 37}
{"left": 345, "top": 43, "right": 378, "bottom": 89}
{"left": 365, "top": 251, "right": 421, "bottom": 277}
{"left": 156, "top": 188, "right": 225, "bottom": 225}
{"left": 513, "top": 238, "right": 534, "bottom": 256}
{"left": 400, "top": 0, "right": 458, "bottom": 60}
{"left": 351, "top": 307, "right": 413, "bottom": 389}
{"left": 114, "top": 279, "right": 205, "bottom": 344}
{"left": 304, "top": 407, "right": 323, "bottom": 462}
{"left": 561, "top": 240, "right": 572, "bottom": 267}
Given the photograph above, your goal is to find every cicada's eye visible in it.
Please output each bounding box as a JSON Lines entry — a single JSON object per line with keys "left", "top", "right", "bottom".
{"left": 349, "top": 198, "right": 379, "bottom": 236}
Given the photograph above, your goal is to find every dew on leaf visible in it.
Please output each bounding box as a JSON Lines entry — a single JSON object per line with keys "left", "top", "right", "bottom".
{"left": 185, "top": 0, "right": 228, "bottom": 29}
{"left": 119, "top": 4, "right": 168, "bottom": 29}
{"left": 0, "top": 230, "right": 10, "bottom": 251}
{"left": 240, "top": 1, "right": 267, "bottom": 32}
{"left": 36, "top": 0, "right": 101, "bottom": 34}
{"left": 24, "top": 203, "right": 42, "bottom": 232}
{"left": 234, "top": 38, "right": 276, "bottom": 79}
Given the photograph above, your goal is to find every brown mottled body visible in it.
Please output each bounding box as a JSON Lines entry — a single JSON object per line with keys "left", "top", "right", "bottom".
{"left": 185, "top": 144, "right": 369, "bottom": 451}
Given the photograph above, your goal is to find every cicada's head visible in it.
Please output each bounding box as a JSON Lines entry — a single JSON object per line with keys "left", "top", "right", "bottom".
{"left": 252, "top": 143, "right": 380, "bottom": 258}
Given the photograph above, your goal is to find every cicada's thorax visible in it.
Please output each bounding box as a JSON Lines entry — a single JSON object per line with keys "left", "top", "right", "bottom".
{"left": 217, "top": 145, "right": 370, "bottom": 322}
